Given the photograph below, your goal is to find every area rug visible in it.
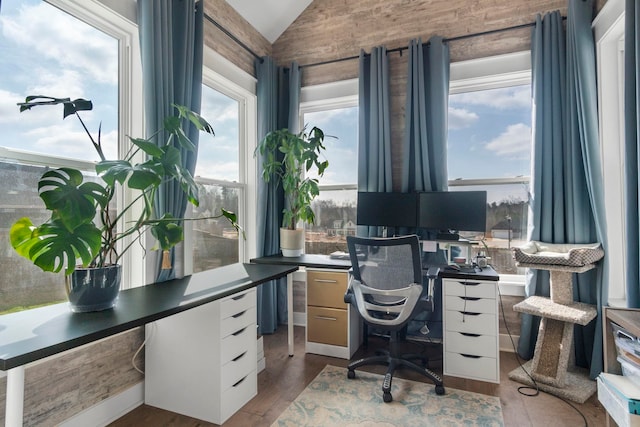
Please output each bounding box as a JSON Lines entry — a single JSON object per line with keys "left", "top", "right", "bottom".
{"left": 272, "top": 365, "right": 504, "bottom": 426}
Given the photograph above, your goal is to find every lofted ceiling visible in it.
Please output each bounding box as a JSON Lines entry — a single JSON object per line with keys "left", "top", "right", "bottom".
{"left": 225, "top": 0, "right": 312, "bottom": 43}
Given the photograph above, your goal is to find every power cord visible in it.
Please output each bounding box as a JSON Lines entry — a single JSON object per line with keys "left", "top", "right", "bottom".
{"left": 497, "top": 286, "right": 588, "bottom": 427}
{"left": 132, "top": 323, "right": 153, "bottom": 375}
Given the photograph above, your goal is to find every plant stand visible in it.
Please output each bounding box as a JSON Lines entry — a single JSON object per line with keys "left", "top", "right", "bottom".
{"left": 509, "top": 263, "right": 598, "bottom": 403}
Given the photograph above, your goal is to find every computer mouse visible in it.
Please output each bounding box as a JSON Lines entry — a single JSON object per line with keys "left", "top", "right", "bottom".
{"left": 446, "top": 264, "right": 461, "bottom": 271}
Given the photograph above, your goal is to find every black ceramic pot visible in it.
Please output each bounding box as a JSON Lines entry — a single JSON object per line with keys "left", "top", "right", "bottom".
{"left": 65, "top": 264, "right": 121, "bottom": 312}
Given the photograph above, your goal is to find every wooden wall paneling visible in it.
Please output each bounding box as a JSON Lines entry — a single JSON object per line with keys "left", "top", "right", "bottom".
{"left": 202, "top": 0, "right": 272, "bottom": 77}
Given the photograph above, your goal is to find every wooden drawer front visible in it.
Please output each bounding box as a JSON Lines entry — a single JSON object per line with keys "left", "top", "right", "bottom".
{"left": 221, "top": 306, "right": 256, "bottom": 338}
{"left": 221, "top": 348, "right": 257, "bottom": 390}
{"left": 307, "top": 270, "right": 348, "bottom": 309}
{"left": 221, "top": 320, "right": 255, "bottom": 364}
{"left": 445, "top": 331, "right": 497, "bottom": 358}
{"left": 445, "top": 310, "right": 496, "bottom": 336}
{"left": 445, "top": 295, "right": 496, "bottom": 314}
{"left": 220, "top": 289, "right": 256, "bottom": 320}
{"left": 307, "top": 306, "right": 348, "bottom": 346}
{"left": 220, "top": 370, "right": 257, "bottom": 423}
{"left": 444, "top": 280, "right": 496, "bottom": 299}
{"left": 445, "top": 352, "right": 498, "bottom": 383}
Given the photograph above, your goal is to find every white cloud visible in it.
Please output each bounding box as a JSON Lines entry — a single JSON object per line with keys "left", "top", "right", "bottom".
{"left": 453, "top": 86, "right": 531, "bottom": 110}
{"left": 304, "top": 109, "right": 343, "bottom": 126}
{"left": 485, "top": 123, "right": 531, "bottom": 157}
{"left": 448, "top": 107, "right": 479, "bottom": 129}
{"left": 1, "top": 2, "right": 118, "bottom": 85}
{"left": 0, "top": 89, "right": 24, "bottom": 124}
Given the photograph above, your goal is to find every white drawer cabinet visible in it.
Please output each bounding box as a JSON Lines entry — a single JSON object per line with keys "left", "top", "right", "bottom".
{"left": 442, "top": 278, "right": 500, "bottom": 383}
{"left": 145, "top": 288, "right": 257, "bottom": 424}
{"left": 305, "top": 269, "right": 361, "bottom": 359}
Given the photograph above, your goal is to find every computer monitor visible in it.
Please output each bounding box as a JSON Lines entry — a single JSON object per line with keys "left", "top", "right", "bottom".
{"left": 356, "top": 192, "right": 417, "bottom": 227}
{"left": 417, "top": 191, "right": 487, "bottom": 233}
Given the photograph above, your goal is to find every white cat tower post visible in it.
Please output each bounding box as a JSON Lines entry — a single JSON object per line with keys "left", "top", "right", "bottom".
{"left": 509, "top": 242, "right": 604, "bottom": 403}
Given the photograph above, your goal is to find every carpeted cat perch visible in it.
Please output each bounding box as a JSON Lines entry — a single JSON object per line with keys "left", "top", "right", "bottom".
{"left": 508, "top": 242, "right": 604, "bottom": 403}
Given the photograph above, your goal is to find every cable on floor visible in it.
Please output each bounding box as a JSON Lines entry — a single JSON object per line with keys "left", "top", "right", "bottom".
{"left": 497, "top": 286, "right": 588, "bottom": 427}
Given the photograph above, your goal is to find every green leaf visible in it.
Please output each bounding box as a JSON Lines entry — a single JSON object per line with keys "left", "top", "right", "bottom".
{"left": 129, "top": 137, "right": 164, "bottom": 158}
{"left": 10, "top": 218, "right": 102, "bottom": 275}
{"left": 150, "top": 214, "right": 183, "bottom": 250}
{"left": 174, "top": 104, "right": 215, "bottom": 135}
{"left": 96, "top": 160, "right": 133, "bottom": 186}
{"left": 37, "top": 168, "right": 104, "bottom": 230}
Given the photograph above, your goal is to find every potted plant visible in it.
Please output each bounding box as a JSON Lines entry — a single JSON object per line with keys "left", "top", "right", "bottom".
{"left": 256, "top": 126, "right": 329, "bottom": 257}
{"left": 10, "top": 96, "right": 240, "bottom": 312}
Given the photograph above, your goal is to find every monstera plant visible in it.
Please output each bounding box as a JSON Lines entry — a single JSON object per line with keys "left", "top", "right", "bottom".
{"left": 10, "top": 96, "right": 240, "bottom": 311}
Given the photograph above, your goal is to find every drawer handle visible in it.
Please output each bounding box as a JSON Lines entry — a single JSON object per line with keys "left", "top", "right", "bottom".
{"left": 232, "top": 310, "right": 247, "bottom": 319}
{"left": 232, "top": 327, "right": 247, "bottom": 336}
{"left": 461, "top": 282, "right": 481, "bottom": 286}
{"left": 460, "top": 353, "right": 482, "bottom": 359}
{"left": 459, "top": 311, "right": 480, "bottom": 316}
{"left": 460, "top": 332, "right": 481, "bottom": 337}
{"left": 314, "top": 279, "right": 338, "bottom": 283}
{"left": 616, "top": 329, "right": 636, "bottom": 341}
{"left": 232, "top": 351, "right": 247, "bottom": 362}
{"left": 315, "top": 315, "right": 337, "bottom": 321}
{"left": 232, "top": 293, "right": 246, "bottom": 301}
{"left": 459, "top": 297, "right": 480, "bottom": 301}
{"left": 232, "top": 376, "right": 247, "bottom": 388}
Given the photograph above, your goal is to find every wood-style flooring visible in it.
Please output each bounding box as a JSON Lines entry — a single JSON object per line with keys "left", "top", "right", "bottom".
{"left": 109, "top": 326, "right": 606, "bottom": 426}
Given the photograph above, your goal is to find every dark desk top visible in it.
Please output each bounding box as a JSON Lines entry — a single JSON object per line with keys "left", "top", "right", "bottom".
{"left": 251, "top": 253, "right": 499, "bottom": 282}
{"left": 251, "top": 253, "right": 352, "bottom": 270}
{"left": 0, "top": 263, "right": 297, "bottom": 371}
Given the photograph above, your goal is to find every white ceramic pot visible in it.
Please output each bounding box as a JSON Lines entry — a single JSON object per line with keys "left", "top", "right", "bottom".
{"left": 280, "top": 228, "right": 304, "bottom": 257}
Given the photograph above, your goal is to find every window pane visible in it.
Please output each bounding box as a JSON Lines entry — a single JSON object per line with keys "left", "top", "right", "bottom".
{"left": 0, "top": 0, "right": 119, "bottom": 162}
{"left": 197, "top": 86, "right": 239, "bottom": 182}
{"left": 448, "top": 85, "right": 531, "bottom": 180}
{"left": 303, "top": 106, "right": 358, "bottom": 185}
{"left": 302, "top": 106, "right": 358, "bottom": 255}
{"left": 450, "top": 183, "right": 529, "bottom": 275}
{"left": 192, "top": 181, "right": 240, "bottom": 272}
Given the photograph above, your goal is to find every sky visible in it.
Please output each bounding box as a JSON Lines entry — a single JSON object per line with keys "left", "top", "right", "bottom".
{"left": 0, "top": 0, "right": 532, "bottom": 190}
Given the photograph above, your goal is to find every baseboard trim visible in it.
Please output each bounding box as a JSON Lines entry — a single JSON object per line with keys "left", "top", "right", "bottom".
{"left": 59, "top": 382, "right": 144, "bottom": 427}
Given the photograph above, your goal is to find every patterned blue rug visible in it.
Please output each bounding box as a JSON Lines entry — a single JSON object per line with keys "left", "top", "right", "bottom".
{"left": 273, "top": 365, "right": 504, "bottom": 426}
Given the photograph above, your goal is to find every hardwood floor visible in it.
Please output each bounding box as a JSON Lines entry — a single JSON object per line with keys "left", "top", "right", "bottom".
{"left": 109, "top": 326, "right": 606, "bottom": 426}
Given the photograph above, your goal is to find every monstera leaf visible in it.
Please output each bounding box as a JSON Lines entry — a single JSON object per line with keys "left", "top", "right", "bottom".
{"left": 10, "top": 217, "right": 102, "bottom": 275}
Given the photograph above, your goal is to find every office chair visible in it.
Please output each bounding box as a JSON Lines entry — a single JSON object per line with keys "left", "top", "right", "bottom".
{"left": 345, "top": 235, "right": 445, "bottom": 402}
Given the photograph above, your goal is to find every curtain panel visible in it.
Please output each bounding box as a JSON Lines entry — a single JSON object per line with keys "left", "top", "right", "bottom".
{"left": 255, "top": 57, "right": 301, "bottom": 334}
{"left": 520, "top": 0, "right": 607, "bottom": 378}
{"left": 357, "top": 47, "right": 392, "bottom": 237}
{"left": 138, "top": 0, "right": 204, "bottom": 282}
{"left": 624, "top": 0, "right": 640, "bottom": 308}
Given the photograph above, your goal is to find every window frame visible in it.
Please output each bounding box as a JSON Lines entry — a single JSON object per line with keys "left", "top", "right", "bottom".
{"left": 448, "top": 51, "right": 532, "bottom": 294}
{"left": 594, "top": 0, "right": 626, "bottom": 306}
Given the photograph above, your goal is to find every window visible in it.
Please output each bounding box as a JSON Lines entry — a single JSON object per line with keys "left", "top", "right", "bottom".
{"left": 300, "top": 82, "right": 358, "bottom": 254}
{"left": 448, "top": 52, "right": 532, "bottom": 277}
{"left": 185, "top": 48, "right": 257, "bottom": 272}
{"left": 0, "top": 0, "right": 139, "bottom": 313}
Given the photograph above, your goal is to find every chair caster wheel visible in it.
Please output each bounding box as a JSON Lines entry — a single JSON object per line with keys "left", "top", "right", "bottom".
{"left": 383, "top": 392, "right": 393, "bottom": 403}
{"left": 435, "top": 385, "right": 445, "bottom": 395}
{"left": 347, "top": 370, "right": 355, "bottom": 379}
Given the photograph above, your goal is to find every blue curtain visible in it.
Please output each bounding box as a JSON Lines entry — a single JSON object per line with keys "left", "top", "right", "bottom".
{"left": 402, "top": 36, "right": 450, "bottom": 194}
{"left": 624, "top": 0, "right": 640, "bottom": 308}
{"left": 138, "top": 0, "right": 204, "bottom": 282}
{"left": 357, "top": 47, "right": 392, "bottom": 237}
{"left": 255, "top": 57, "right": 301, "bottom": 334}
{"left": 401, "top": 36, "right": 450, "bottom": 339}
{"left": 520, "top": 0, "right": 607, "bottom": 379}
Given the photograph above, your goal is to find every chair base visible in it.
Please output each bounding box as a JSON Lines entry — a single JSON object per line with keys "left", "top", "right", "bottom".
{"left": 347, "top": 342, "right": 445, "bottom": 402}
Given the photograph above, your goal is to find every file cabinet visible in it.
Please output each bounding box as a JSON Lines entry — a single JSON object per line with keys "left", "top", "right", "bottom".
{"left": 442, "top": 277, "right": 500, "bottom": 383}
{"left": 145, "top": 288, "right": 257, "bottom": 424}
{"left": 305, "top": 269, "right": 361, "bottom": 359}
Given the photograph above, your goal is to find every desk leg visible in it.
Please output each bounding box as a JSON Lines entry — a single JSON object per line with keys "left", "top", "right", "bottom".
{"left": 5, "top": 366, "right": 25, "bottom": 427}
{"left": 287, "top": 273, "right": 294, "bottom": 356}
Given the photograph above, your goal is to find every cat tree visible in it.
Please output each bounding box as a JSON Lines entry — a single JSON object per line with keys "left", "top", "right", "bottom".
{"left": 508, "top": 242, "right": 604, "bottom": 403}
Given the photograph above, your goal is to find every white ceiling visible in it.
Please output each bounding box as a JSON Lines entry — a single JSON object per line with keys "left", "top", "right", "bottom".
{"left": 225, "top": 0, "right": 313, "bottom": 43}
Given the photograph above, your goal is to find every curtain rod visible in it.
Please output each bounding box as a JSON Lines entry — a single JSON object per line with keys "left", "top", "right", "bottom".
{"left": 203, "top": 13, "right": 263, "bottom": 61}
{"left": 299, "top": 16, "right": 566, "bottom": 69}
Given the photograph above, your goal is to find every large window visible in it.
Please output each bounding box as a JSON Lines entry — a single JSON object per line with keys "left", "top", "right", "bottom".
{"left": 448, "top": 52, "right": 532, "bottom": 277}
{"left": 301, "top": 96, "right": 358, "bottom": 254}
{"left": 0, "top": 0, "right": 138, "bottom": 313}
